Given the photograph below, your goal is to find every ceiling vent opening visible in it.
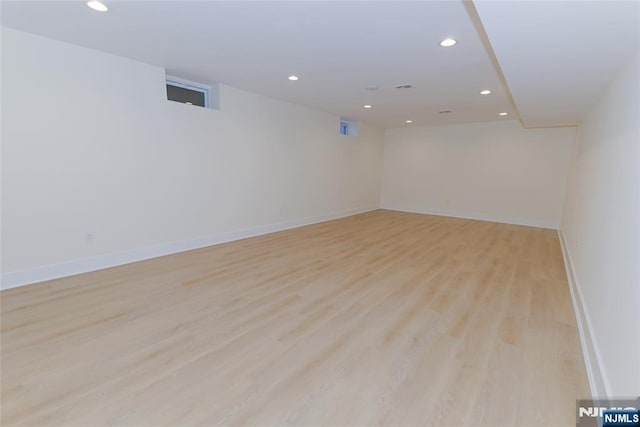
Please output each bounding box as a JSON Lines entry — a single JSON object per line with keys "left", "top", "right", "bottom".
{"left": 394, "top": 84, "right": 413, "bottom": 90}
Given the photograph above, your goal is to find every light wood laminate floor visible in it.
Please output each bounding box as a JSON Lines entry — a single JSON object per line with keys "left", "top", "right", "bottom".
{"left": 1, "top": 210, "right": 589, "bottom": 426}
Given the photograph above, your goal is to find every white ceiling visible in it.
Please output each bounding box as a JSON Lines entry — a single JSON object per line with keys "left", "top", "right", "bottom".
{"left": 474, "top": 0, "right": 639, "bottom": 128}
{"left": 0, "top": 1, "right": 513, "bottom": 128}
{"left": 1, "top": 1, "right": 638, "bottom": 129}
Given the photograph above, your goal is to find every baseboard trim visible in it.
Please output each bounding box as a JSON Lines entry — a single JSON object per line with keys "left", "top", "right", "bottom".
{"left": 380, "top": 205, "right": 559, "bottom": 229}
{"left": 557, "top": 229, "right": 610, "bottom": 399}
{"left": 1, "top": 206, "right": 378, "bottom": 291}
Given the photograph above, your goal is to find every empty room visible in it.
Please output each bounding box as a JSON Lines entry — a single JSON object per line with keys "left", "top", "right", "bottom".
{"left": 1, "top": 1, "right": 638, "bottom": 426}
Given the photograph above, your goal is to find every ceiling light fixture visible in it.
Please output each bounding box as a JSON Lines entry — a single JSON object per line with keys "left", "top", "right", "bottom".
{"left": 86, "top": 1, "right": 108, "bottom": 12}
{"left": 363, "top": 105, "right": 372, "bottom": 109}
{"left": 405, "top": 120, "right": 413, "bottom": 123}
{"left": 439, "top": 38, "right": 457, "bottom": 47}
{"left": 365, "top": 84, "right": 379, "bottom": 90}
{"left": 499, "top": 112, "right": 508, "bottom": 116}
{"left": 288, "top": 75, "right": 299, "bottom": 81}
{"left": 480, "top": 90, "right": 492, "bottom": 95}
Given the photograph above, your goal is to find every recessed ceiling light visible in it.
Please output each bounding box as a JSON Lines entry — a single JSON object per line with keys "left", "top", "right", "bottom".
{"left": 365, "top": 84, "right": 379, "bottom": 90}
{"left": 405, "top": 120, "right": 413, "bottom": 124}
{"left": 499, "top": 112, "right": 508, "bottom": 116}
{"left": 86, "top": 1, "right": 108, "bottom": 12}
{"left": 363, "top": 105, "right": 372, "bottom": 109}
{"left": 480, "top": 90, "right": 492, "bottom": 95}
{"left": 288, "top": 75, "right": 299, "bottom": 81}
{"left": 439, "top": 38, "right": 457, "bottom": 47}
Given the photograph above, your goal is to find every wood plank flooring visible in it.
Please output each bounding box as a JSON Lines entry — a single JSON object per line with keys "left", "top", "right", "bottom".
{"left": 0, "top": 210, "right": 589, "bottom": 426}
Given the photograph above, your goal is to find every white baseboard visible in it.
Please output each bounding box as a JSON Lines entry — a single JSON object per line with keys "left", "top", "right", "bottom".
{"left": 1, "top": 206, "right": 378, "bottom": 291}
{"left": 558, "top": 229, "right": 610, "bottom": 399}
{"left": 380, "top": 204, "right": 559, "bottom": 229}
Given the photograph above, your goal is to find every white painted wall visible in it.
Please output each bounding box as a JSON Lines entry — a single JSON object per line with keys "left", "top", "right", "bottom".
{"left": 0, "top": 28, "right": 384, "bottom": 288}
{"left": 560, "top": 54, "right": 639, "bottom": 397}
{"left": 380, "top": 120, "right": 575, "bottom": 228}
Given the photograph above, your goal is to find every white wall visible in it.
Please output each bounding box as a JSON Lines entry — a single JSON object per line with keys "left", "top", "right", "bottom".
{"left": 380, "top": 120, "right": 575, "bottom": 228}
{"left": 0, "top": 28, "right": 384, "bottom": 288}
{"left": 560, "top": 54, "right": 639, "bottom": 397}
